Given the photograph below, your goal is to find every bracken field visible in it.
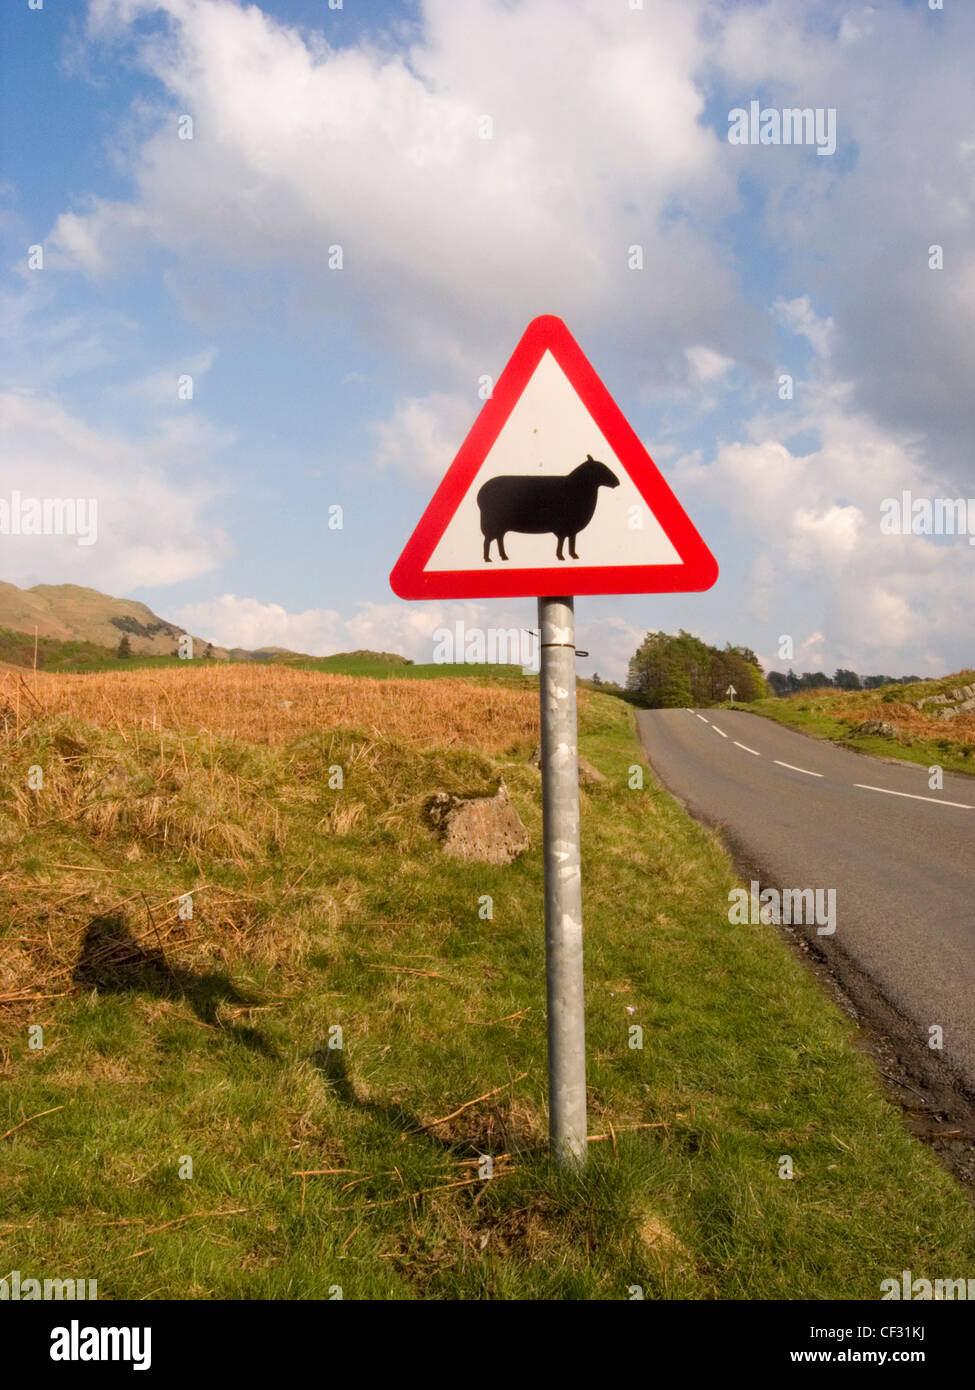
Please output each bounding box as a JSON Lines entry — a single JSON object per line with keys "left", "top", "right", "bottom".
{"left": 3, "top": 663, "right": 975, "bottom": 1299}
{"left": 0, "top": 665, "right": 542, "bottom": 751}
{"left": 751, "top": 671, "right": 975, "bottom": 777}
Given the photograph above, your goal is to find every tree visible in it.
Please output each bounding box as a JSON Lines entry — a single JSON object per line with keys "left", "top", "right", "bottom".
{"left": 766, "top": 671, "right": 791, "bottom": 697}
{"left": 116, "top": 635, "right": 132, "bottom": 659}
{"left": 712, "top": 643, "right": 766, "bottom": 702}
{"left": 833, "top": 668, "right": 861, "bottom": 690}
{"left": 627, "top": 630, "right": 765, "bottom": 708}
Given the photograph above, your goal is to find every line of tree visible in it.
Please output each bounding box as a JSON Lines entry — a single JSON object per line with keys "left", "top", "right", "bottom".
{"left": 765, "top": 668, "right": 923, "bottom": 696}
{"left": 627, "top": 630, "right": 766, "bottom": 707}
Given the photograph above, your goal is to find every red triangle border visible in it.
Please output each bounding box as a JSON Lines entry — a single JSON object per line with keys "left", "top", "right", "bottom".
{"left": 389, "top": 315, "right": 719, "bottom": 600}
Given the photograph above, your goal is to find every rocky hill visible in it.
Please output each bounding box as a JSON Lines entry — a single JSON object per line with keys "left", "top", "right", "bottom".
{"left": 0, "top": 581, "right": 225, "bottom": 659}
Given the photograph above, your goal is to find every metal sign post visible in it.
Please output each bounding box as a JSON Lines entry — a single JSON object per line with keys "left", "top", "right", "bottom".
{"left": 538, "top": 595, "right": 587, "bottom": 1168}
{"left": 390, "top": 314, "right": 719, "bottom": 1172}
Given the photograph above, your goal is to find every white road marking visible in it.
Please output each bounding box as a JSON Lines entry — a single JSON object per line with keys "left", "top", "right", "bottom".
{"left": 673, "top": 709, "right": 974, "bottom": 809}
{"left": 853, "top": 783, "right": 974, "bottom": 810}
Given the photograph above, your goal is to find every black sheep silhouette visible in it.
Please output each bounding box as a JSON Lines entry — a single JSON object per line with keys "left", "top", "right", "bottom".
{"left": 477, "top": 454, "right": 619, "bottom": 561}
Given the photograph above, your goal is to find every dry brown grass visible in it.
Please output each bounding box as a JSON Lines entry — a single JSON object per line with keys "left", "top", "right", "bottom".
{"left": 792, "top": 688, "right": 975, "bottom": 744}
{"left": 1, "top": 665, "right": 540, "bottom": 753}
{"left": 0, "top": 663, "right": 541, "bottom": 1022}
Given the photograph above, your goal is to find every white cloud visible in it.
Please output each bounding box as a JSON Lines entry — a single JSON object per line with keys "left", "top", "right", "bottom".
{"left": 574, "top": 613, "right": 645, "bottom": 683}
{"left": 685, "top": 345, "right": 735, "bottom": 384}
{"left": 116, "top": 346, "right": 217, "bottom": 405}
{"left": 170, "top": 594, "right": 345, "bottom": 653}
{"left": 714, "top": 487, "right": 967, "bottom": 672}
{"left": 719, "top": 1, "right": 975, "bottom": 453}
{"left": 788, "top": 504, "right": 862, "bottom": 569}
{"left": 674, "top": 296, "right": 975, "bottom": 677}
{"left": 772, "top": 296, "right": 834, "bottom": 359}
{"left": 0, "top": 283, "right": 139, "bottom": 389}
{"left": 19, "top": 0, "right": 975, "bottom": 683}
{"left": 373, "top": 392, "right": 475, "bottom": 483}
{"left": 51, "top": 0, "right": 748, "bottom": 378}
{"left": 167, "top": 591, "right": 643, "bottom": 680}
{"left": 341, "top": 600, "right": 489, "bottom": 661}
{"left": 793, "top": 631, "right": 826, "bottom": 670}
{"left": 0, "top": 390, "right": 232, "bottom": 590}
{"left": 171, "top": 592, "right": 550, "bottom": 666}
{"left": 747, "top": 552, "right": 775, "bottom": 624}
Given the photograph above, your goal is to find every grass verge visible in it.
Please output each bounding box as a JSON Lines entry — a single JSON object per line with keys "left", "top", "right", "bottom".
{"left": 750, "top": 672, "right": 975, "bottom": 778}
{"left": 2, "top": 682, "right": 974, "bottom": 1299}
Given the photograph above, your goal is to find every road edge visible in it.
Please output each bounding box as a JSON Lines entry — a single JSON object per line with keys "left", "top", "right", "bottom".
{"left": 636, "top": 713, "right": 975, "bottom": 1201}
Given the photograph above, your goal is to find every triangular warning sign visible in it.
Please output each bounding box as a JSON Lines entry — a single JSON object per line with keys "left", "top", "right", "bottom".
{"left": 389, "top": 315, "right": 718, "bottom": 600}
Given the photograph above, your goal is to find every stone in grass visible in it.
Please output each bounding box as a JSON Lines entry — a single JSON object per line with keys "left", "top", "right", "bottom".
{"left": 427, "top": 782, "right": 529, "bottom": 864}
{"left": 528, "top": 745, "right": 607, "bottom": 784}
{"left": 851, "top": 720, "right": 897, "bottom": 737}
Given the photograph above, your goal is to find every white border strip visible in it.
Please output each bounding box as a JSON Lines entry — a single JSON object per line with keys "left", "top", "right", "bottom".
{"left": 853, "top": 783, "right": 973, "bottom": 810}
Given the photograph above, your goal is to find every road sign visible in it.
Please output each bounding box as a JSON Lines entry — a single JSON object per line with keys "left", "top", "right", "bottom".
{"left": 389, "top": 315, "right": 718, "bottom": 601}
{"left": 389, "top": 315, "right": 719, "bottom": 1170}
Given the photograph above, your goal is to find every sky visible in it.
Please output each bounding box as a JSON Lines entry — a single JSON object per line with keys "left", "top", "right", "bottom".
{"left": 1, "top": 0, "right": 972, "bottom": 682}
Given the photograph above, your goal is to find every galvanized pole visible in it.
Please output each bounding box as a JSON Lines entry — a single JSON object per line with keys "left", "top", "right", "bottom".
{"left": 537, "top": 596, "right": 587, "bottom": 1168}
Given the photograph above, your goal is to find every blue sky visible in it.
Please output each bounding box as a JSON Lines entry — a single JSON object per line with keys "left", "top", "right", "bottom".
{"left": 1, "top": 0, "right": 972, "bottom": 680}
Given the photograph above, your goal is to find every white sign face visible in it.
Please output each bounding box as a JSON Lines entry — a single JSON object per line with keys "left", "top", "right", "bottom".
{"left": 424, "top": 351, "right": 681, "bottom": 572}
{"left": 389, "top": 314, "right": 718, "bottom": 601}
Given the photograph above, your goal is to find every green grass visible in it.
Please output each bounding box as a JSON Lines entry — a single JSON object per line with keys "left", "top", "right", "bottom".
{"left": 0, "top": 626, "right": 129, "bottom": 673}
{"left": 2, "top": 692, "right": 974, "bottom": 1299}
{"left": 0, "top": 625, "right": 527, "bottom": 682}
{"left": 283, "top": 653, "right": 530, "bottom": 682}
{"left": 751, "top": 674, "right": 975, "bottom": 778}
{"left": 0, "top": 625, "right": 221, "bottom": 674}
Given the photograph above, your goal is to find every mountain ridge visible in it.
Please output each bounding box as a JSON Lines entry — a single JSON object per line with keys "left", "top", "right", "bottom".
{"left": 0, "top": 580, "right": 228, "bottom": 659}
{"left": 0, "top": 579, "right": 411, "bottom": 672}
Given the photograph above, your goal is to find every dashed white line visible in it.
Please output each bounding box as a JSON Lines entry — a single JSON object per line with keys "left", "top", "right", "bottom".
{"left": 681, "top": 710, "right": 973, "bottom": 808}
{"left": 853, "top": 783, "right": 974, "bottom": 810}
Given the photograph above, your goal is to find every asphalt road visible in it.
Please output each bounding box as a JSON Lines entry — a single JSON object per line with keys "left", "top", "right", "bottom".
{"left": 636, "top": 707, "right": 975, "bottom": 1092}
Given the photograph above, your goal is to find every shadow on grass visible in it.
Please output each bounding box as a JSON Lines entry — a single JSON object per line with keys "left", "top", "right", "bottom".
{"left": 309, "top": 1044, "right": 528, "bottom": 1160}
{"left": 73, "top": 914, "right": 278, "bottom": 1057}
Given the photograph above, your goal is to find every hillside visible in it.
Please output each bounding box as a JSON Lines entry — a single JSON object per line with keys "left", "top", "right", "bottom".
{"left": 2, "top": 664, "right": 974, "bottom": 1298}
{"left": 0, "top": 580, "right": 226, "bottom": 659}
{"left": 0, "top": 580, "right": 435, "bottom": 676}
{"left": 751, "top": 670, "right": 975, "bottom": 777}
